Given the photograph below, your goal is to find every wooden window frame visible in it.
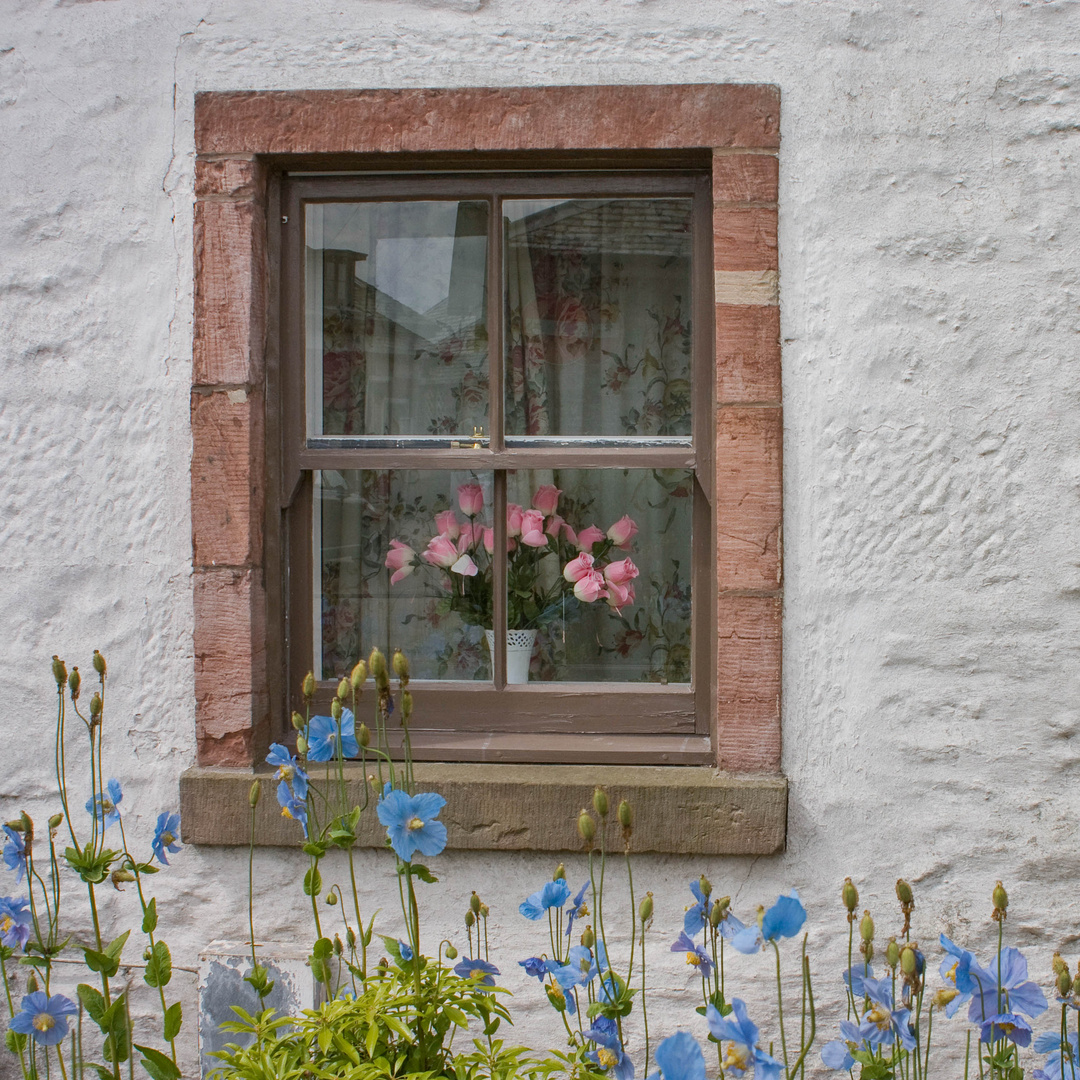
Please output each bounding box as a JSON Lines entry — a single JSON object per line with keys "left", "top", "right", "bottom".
{"left": 189, "top": 85, "right": 782, "bottom": 778}
{"left": 282, "top": 167, "right": 714, "bottom": 764}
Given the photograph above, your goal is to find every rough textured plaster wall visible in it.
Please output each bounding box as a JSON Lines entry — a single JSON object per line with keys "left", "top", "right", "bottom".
{"left": 2, "top": 0, "right": 1080, "bottom": 1074}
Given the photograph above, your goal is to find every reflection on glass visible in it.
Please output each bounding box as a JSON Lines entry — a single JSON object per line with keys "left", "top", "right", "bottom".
{"left": 504, "top": 198, "right": 693, "bottom": 438}
{"left": 504, "top": 469, "right": 692, "bottom": 683}
{"left": 317, "top": 470, "right": 494, "bottom": 681}
{"left": 306, "top": 201, "right": 489, "bottom": 437}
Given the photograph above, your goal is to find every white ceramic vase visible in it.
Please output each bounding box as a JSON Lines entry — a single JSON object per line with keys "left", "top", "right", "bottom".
{"left": 484, "top": 628, "right": 538, "bottom": 684}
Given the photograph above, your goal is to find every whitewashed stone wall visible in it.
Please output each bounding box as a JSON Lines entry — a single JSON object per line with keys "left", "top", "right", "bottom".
{"left": 2, "top": 1, "right": 1079, "bottom": 1076}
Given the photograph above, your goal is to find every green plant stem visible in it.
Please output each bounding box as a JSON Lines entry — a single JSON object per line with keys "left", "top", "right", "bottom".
{"left": 625, "top": 852, "right": 636, "bottom": 983}
{"left": 1, "top": 952, "right": 31, "bottom": 1078}
{"left": 587, "top": 847, "right": 619, "bottom": 1044}
{"left": 771, "top": 939, "right": 789, "bottom": 1072}
{"left": 799, "top": 935, "right": 808, "bottom": 1080}
{"left": 640, "top": 920, "right": 650, "bottom": 1077}
{"left": 923, "top": 1003, "right": 934, "bottom": 1080}
{"left": 786, "top": 954, "right": 816, "bottom": 1080}
{"left": 346, "top": 849, "right": 367, "bottom": 981}
{"left": 846, "top": 919, "right": 855, "bottom": 1019}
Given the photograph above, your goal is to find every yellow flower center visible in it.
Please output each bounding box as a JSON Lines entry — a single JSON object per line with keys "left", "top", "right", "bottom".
{"left": 0, "top": 916, "right": 13, "bottom": 934}
{"left": 276, "top": 765, "right": 294, "bottom": 782}
{"left": 946, "top": 961, "right": 958, "bottom": 986}
{"left": 101, "top": 799, "right": 114, "bottom": 813}
{"left": 281, "top": 807, "right": 295, "bottom": 820}
{"left": 723, "top": 1044, "right": 750, "bottom": 1072}
{"left": 995, "top": 1021, "right": 1015, "bottom": 1035}
{"left": 160, "top": 831, "right": 174, "bottom": 846}
{"left": 548, "top": 984, "right": 565, "bottom": 1004}
{"left": 33, "top": 1013, "right": 55, "bottom": 1033}
{"left": 596, "top": 1049, "right": 619, "bottom": 1069}
{"left": 685, "top": 952, "right": 702, "bottom": 967}
{"left": 407, "top": 817, "right": 425, "bottom": 831}
{"left": 867, "top": 1005, "right": 891, "bottom": 1031}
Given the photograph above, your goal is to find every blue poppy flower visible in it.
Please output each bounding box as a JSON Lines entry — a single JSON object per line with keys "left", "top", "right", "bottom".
{"left": 980, "top": 1012, "right": 1033, "bottom": 1046}
{"left": 652, "top": 1031, "right": 706, "bottom": 1080}
{"left": 585, "top": 1016, "right": 635, "bottom": 1080}
{"left": 683, "top": 879, "right": 709, "bottom": 936}
{"left": 1032, "top": 1032, "right": 1080, "bottom": 1080}
{"left": 718, "top": 910, "right": 747, "bottom": 941}
{"left": 731, "top": 890, "right": 806, "bottom": 954}
{"left": 671, "top": 930, "right": 714, "bottom": 979}
{"left": 519, "top": 879, "right": 571, "bottom": 920}
{"left": 821, "top": 1039, "right": 857, "bottom": 1071}
{"left": 565, "top": 882, "right": 589, "bottom": 938}
{"left": 9, "top": 991, "right": 77, "bottom": 1046}
{"left": 0, "top": 897, "right": 31, "bottom": 950}
{"left": 1, "top": 828, "right": 25, "bottom": 884}
{"left": 858, "top": 977, "right": 916, "bottom": 1051}
{"left": 277, "top": 783, "right": 309, "bottom": 838}
{"left": 307, "top": 710, "right": 360, "bottom": 762}
{"left": 706, "top": 999, "right": 784, "bottom": 1080}
{"left": 519, "top": 956, "right": 548, "bottom": 982}
{"left": 545, "top": 980, "right": 577, "bottom": 1016}
{"left": 376, "top": 789, "right": 447, "bottom": 863}
{"left": 151, "top": 812, "right": 181, "bottom": 865}
{"left": 399, "top": 941, "right": 414, "bottom": 962}
{"left": 843, "top": 962, "right": 875, "bottom": 999}
{"left": 966, "top": 947, "right": 1047, "bottom": 1026}
{"left": 454, "top": 957, "right": 500, "bottom": 988}
{"left": 85, "top": 778, "right": 123, "bottom": 831}
{"left": 266, "top": 744, "right": 308, "bottom": 799}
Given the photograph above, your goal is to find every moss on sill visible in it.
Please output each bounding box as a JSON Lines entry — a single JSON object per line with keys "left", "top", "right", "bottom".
{"left": 179, "top": 763, "right": 786, "bottom": 856}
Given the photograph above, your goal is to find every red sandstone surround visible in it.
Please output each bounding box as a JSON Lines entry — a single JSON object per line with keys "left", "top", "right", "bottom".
{"left": 191, "top": 84, "right": 782, "bottom": 771}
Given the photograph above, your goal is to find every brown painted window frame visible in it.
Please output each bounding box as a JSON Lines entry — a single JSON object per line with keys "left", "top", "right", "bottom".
{"left": 281, "top": 164, "right": 715, "bottom": 764}
{"left": 190, "top": 85, "right": 782, "bottom": 778}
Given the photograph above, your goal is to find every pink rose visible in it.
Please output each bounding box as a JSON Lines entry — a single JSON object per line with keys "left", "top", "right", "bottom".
{"left": 506, "top": 503, "right": 524, "bottom": 538}
{"left": 385, "top": 540, "right": 417, "bottom": 585}
{"left": 458, "top": 483, "right": 484, "bottom": 517}
{"left": 532, "top": 484, "right": 562, "bottom": 516}
{"left": 573, "top": 569, "right": 608, "bottom": 604}
{"left": 606, "top": 515, "right": 638, "bottom": 549}
{"left": 603, "top": 558, "right": 639, "bottom": 587}
{"left": 545, "top": 514, "right": 565, "bottom": 537}
{"left": 450, "top": 553, "right": 478, "bottom": 577}
{"left": 482, "top": 527, "right": 494, "bottom": 555}
{"left": 576, "top": 525, "right": 605, "bottom": 552}
{"left": 562, "top": 523, "right": 578, "bottom": 546}
{"left": 435, "top": 510, "right": 460, "bottom": 541}
{"left": 422, "top": 534, "right": 459, "bottom": 569}
{"left": 520, "top": 509, "right": 548, "bottom": 547}
{"left": 563, "top": 552, "right": 595, "bottom": 583}
{"left": 605, "top": 580, "right": 635, "bottom": 612}
{"left": 458, "top": 523, "right": 482, "bottom": 551}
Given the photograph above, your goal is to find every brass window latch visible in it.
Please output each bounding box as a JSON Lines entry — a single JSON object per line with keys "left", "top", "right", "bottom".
{"left": 451, "top": 426, "right": 485, "bottom": 450}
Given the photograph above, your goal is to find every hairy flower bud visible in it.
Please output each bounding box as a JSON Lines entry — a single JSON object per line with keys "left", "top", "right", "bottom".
{"left": 334, "top": 934, "right": 343, "bottom": 954}
{"left": 248, "top": 781, "right": 261, "bottom": 808}
{"left": 581, "top": 926, "right": 595, "bottom": 949}
{"left": 480, "top": 903, "right": 489, "bottom": 919}
{"left": 993, "top": 881, "right": 1009, "bottom": 918}
{"left": 392, "top": 650, "right": 409, "bottom": 681}
{"left": 4, "top": 821, "right": 22, "bottom": 833}
{"left": 699, "top": 875, "right": 712, "bottom": 900}
{"left": 554, "top": 863, "right": 566, "bottom": 881}
{"left": 369, "top": 648, "right": 387, "bottom": 679}
{"left": 111, "top": 868, "right": 135, "bottom": 888}
{"left": 710, "top": 899, "right": 725, "bottom": 928}
{"left": 896, "top": 879, "right": 914, "bottom": 907}
{"left": 302, "top": 672, "right": 316, "bottom": 698}
{"left": 51, "top": 656, "right": 67, "bottom": 688}
{"left": 1053, "top": 952, "right": 1069, "bottom": 978}
{"left": 470, "top": 892, "right": 481, "bottom": 915}
{"left": 617, "top": 800, "right": 632, "bottom": 829}
{"left": 639, "top": 893, "right": 654, "bottom": 924}
{"left": 860, "top": 911, "right": 875, "bottom": 943}
{"left": 337, "top": 678, "right": 349, "bottom": 702}
{"left": 358, "top": 723, "right": 371, "bottom": 748}
{"left": 27, "top": 974, "right": 38, "bottom": 994}
{"left": 350, "top": 661, "right": 367, "bottom": 693}
{"left": 291, "top": 711, "right": 304, "bottom": 730}
{"left": 445, "top": 944, "right": 458, "bottom": 960}
{"left": 1059, "top": 969, "right": 1073, "bottom": 997}
{"left": 862, "top": 941, "right": 875, "bottom": 963}
{"left": 67, "top": 667, "right": 81, "bottom": 700}
{"left": 886, "top": 937, "right": 901, "bottom": 970}
{"left": 900, "top": 945, "right": 918, "bottom": 976}
{"left": 296, "top": 734, "right": 308, "bottom": 756}
{"left": 578, "top": 810, "right": 596, "bottom": 845}
{"left": 20, "top": 813, "right": 33, "bottom": 839}
{"left": 326, "top": 892, "right": 338, "bottom": 906}
{"left": 1072, "top": 971, "right": 1080, "bottom": 998}
{"left": 47, "top": 813, "right": 63, "bottom": 831}
{"left": 842, "top": 877, "right": 859, "bottom": 914}
{"left": 593, "top": 788, "right": 609, "bottom": 817}
{"left": 331, "top": 697, "right": 343, "bottom": 721}
{"left": 346, "top": 928, "right": 356, "bottom": 949}
{"left": 401, "top": 690, "right": 413, "bottom": 721}
{"left": 92, "top": 649, "right": 106, "bottom": 677}
{"left": 464, "top": 910, "right": 475, "bottom": 929}
{"left": 90, "top": 692, "right": 103, "bottom": 720}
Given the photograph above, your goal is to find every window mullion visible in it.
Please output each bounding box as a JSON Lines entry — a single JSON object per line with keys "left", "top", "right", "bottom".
{"left": 493, "top": 470, "right": 507, "bottom": 689}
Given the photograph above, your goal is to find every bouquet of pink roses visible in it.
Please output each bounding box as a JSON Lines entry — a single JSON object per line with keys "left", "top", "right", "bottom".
{"left": 384, "top": 483, "right": 640, "bottom": 631}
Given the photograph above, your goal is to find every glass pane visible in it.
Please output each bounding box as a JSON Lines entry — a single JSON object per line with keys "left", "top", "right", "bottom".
{"left": 317, "top": 470, "right": 494, "bottom": 681}
{"left": 306, "top": 201, "right": 489, "bottom": 437}
{"left": 504, "top": 198, "right": 693, "bottom": 438}
{"left": 503, "top": 469, "right": 692, "bottom": 683}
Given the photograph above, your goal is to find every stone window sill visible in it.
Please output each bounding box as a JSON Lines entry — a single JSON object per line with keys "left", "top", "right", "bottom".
{"left": 179, "top": 763, "right": 786, "bottom": 855}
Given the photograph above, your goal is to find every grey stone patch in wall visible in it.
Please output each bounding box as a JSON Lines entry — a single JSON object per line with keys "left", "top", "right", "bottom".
{"left": 198, "top": 941, "right": 314, "bottom": 1078}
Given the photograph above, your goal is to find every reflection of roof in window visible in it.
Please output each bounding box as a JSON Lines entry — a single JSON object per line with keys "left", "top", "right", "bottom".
{"left": 505, "top": 199, "right": 692, "bottom": 259}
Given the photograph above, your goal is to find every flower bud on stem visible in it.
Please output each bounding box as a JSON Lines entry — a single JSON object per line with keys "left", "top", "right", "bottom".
{"left": 592, "top": 787, "right": 609, "bottom": 817}
{"left": 992, "top": 880, "right": 1009, "bottom": 921}
{"left": 92, "top": 649, "right": 106, "bottom": 677}
{"left": 51, "top": 656, "right": 67, "bottom": 689}
{"left": 842, "top": 877, "right": 859, "bottom": 921}
{"left": 578, "top": 810, "right": 596, "bottom": 847}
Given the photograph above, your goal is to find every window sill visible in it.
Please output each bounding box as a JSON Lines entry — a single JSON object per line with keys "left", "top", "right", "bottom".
{"left": 179, "top": 763, "right": 787, "bottom": 855}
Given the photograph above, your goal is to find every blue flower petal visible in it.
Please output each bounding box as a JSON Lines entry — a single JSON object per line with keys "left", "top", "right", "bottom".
{"left": 654, "top": 1031, "right": 706, "bottom": 1080}
{"left": 761, "top": 891, "right": 806, "bottom": 941}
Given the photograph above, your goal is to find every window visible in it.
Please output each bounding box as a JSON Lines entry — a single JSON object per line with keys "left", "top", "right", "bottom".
{"left": 188, "top": 86, "right": 782, "bottom": 801}
{"left": 279, "top": 167, "right": 714, "bottom": 763}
